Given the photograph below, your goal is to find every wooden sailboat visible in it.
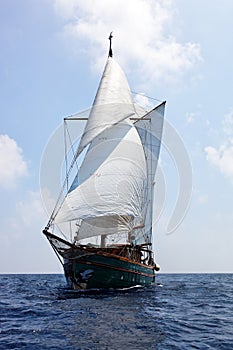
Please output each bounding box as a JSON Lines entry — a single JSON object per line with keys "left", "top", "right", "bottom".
{"left": 43, "top": 34, "right": 165, "bottom": 290}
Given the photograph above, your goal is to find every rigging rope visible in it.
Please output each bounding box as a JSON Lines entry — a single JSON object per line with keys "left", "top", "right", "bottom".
{"left": 132, "top": 91, "right": 162, "bottom": 103}
{"left": 46, "top": 120, "right": 81, "bottom": 229}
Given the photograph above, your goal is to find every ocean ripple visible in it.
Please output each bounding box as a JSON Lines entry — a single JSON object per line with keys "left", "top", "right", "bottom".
{"left": 0, "top": 274, "right": 233, "bottom": 349}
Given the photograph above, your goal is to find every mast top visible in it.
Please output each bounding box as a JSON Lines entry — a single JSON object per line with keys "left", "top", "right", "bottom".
{"left": 108, "top": 32, "right": 113, "bottom": 57}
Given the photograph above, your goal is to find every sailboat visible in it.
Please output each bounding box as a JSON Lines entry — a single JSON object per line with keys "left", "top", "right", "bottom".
{"left": 43, "top": 34, "right": 165, "bottom": 290}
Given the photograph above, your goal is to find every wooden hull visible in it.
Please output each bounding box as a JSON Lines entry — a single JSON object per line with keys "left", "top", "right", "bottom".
{"left": 63, "top": 250, "right": 155, "bottom": 290}
{"left": 42, "top": 230, "right": 158, "bottom": 290}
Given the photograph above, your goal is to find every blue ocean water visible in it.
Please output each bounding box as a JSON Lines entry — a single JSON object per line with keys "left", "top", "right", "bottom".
{"left": 0, "top": 274, "right": 232, "bottom": 349}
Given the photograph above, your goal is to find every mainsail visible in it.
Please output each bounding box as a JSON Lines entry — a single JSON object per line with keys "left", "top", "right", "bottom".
{"left": 55, "top": 119, "right": 147, "bottom": 236}
{"left": 49, "top": 53, "right": 165, "bottom": 246}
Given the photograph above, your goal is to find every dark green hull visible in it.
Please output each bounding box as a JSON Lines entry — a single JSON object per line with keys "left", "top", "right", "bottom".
{"left": 63, "top": 251, "right": 155, "bottom": 290}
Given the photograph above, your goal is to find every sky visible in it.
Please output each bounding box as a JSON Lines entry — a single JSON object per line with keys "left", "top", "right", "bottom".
{"left": 0, "top": 0, "right": 233, "bottom": 273}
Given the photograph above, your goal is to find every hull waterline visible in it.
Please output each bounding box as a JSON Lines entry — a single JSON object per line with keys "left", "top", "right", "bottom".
{"left": 63, "top": 251, "right": 156, "bottom": 290}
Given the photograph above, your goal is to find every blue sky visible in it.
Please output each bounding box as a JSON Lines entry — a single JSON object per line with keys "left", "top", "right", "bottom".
{"left": 1, "top": 0, "right": 233, "bottom": 273}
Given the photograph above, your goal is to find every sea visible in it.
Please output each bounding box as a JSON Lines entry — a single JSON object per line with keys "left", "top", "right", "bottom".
{"left": 0, "top": 274, "right": 232, "bottom": 350}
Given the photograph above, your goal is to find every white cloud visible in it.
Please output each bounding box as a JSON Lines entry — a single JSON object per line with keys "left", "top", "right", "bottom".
{"left": 205, "top": 109, "right": 233, "bottom": 181}
{"left": 186, "top": 112, "right": 195, "bottom": 124}
{"left": 1, "top": 191, "right": 46, "bottom": 239}
{"left": 198, "top": 194, "right": 208, "bottom": 204}
{"left": 54, "top": 0, "right": 202, "bottom": 84}
{"left": 40, "top": 187, "right": 57, "bottom": 218}
{"left": 205, "top": 144, "right": 233, "bottom": 180}
{"left": 222, "top": 108, "right": 233, "bottom": 136}
{"left": 0, "top": 191, "right": 61, "bottom": 273}
{"left": 17, "top": 191, "right": 46, "bottom": 227}
{"left": 0, "top": 134, "right": 28, "bottom": 188}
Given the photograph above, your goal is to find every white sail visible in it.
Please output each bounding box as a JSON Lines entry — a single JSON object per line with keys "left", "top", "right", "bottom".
{"left": 75, "top": 57, "right": 135, "bottom": 159}
{"left": 134, "top": 102, "right": 165, "bottom": 244}
{"left": 51, "top": 52, "right": 165, "bottom": 245}
{"left": 55, "top": 120, "right": 147, "bottom": 240}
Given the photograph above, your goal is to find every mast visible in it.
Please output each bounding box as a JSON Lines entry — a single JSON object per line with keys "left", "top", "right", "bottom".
{"left": 108, "top": 32, "right": 113, "bottom": 57}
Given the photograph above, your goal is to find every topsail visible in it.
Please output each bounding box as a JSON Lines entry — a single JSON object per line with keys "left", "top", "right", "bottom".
{"left": 75, "top": 57, "right": 136, "bottom": 159}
